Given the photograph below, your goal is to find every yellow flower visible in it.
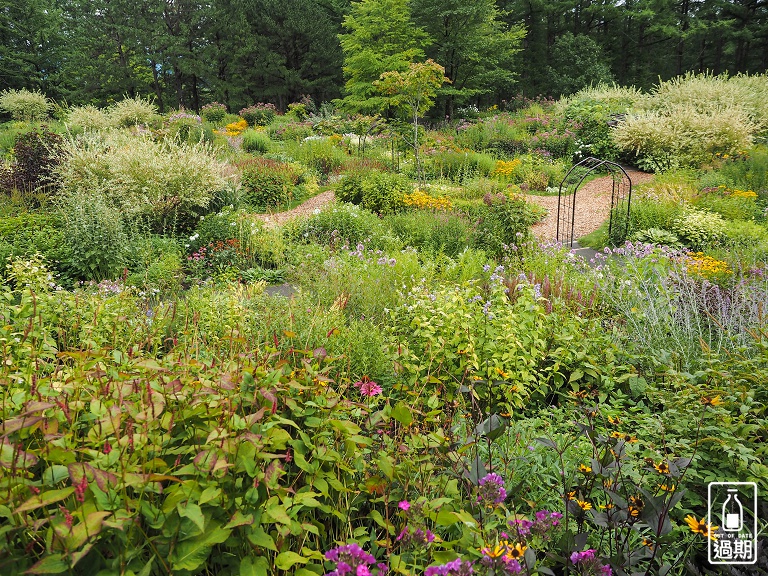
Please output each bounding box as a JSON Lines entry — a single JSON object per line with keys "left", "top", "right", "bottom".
{"left": 702, "top": 395, "right": 724, "bottom": 407}
{"left": 495, "top": 367, "right": 509, "bottom": 378}
{"left": 684, "top": 515, "right": 718, "bottom": 540}
{"left": 505, "top": 542, "right": 526, "bottom": 560}
{"left": 576, "top": 499, "right": 592, "bottom": 511}
{"left": 653, "top": 461, "right": 670, "bottom": 474}
{"left": 579, "top": 464, "right": 592, "bottom": 474}
{"left": 481, "top": 543, "right": 506, "bottom": 558}
{"left": 493, "top": 159, "right": 522, "bottom": 178}
{"left": 659, "top": 483, "right": 676, "bottom": 492}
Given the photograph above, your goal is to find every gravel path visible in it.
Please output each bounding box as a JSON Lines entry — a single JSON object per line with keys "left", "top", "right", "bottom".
{"left": 528, "top": 168, "right": 653, "bottom": 242}
{"left": 252, "top": 168, "right": 653, "bottom": 240}
{"left": 252, "top": 190, "right": 336, "bottom": 226}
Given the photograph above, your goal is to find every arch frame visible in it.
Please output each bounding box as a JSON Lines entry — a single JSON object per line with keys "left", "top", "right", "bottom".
{"left": 555, "top": 157, "right": 633, "bottom": 247}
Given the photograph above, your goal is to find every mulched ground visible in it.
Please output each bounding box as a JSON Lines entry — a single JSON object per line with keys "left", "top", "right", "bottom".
{"left": 527, "top": 168, "right": 654, "bottom": 242}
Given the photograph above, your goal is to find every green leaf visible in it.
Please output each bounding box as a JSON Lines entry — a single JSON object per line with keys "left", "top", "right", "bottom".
{"left": 171, "top": 524, "right": 231, "bottom": 571}
{"left": 247, "top": 525, "right": 277, "bottom": 551}
{"left": 225, "top": 511, "right": 254, "bottom": 530}
{"left": 23, "top": 554, "right": 69, "bottom": 574}
{"left": 177, "top": 502, "right": 206, "bottom": 534}
{"left": 240, "top": 557, "right": 268, "bottom": 576}
{"left": 391, "top": 401, "right": 413, "bottom": 427}
{"left": 275, "top": 551, "right": 307, "bottom": 570}
{"left": 377, "top": 453, "right": 394, "bottom": 480}
{"left": 14, "top": 487, "right": 75, "bottom": 514}
{"left": 199, "top": 486, "right": 221, "bottom": 506}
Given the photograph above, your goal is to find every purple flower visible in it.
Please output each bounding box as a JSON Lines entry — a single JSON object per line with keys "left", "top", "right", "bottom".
{"left": 478, "top": 473, "right": 507, "bottom": 505}
{"left": 398, "top": 500, "right": 410, "bottom": 511}
{"left": 425, "top": 559, "right": 473, "bottom": 576}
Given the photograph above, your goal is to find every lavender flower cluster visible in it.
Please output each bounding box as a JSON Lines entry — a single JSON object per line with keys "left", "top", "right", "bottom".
{"left": 477, "top": 473, "right": 507, "bottom": 505}
{"left": 425, "top": 558, "right": 474, "bottom": 576}
{"left": 570, "top": 549, "right": 612, "bottom": 576}
{"left": 324, "top": 544, "right": 387, "bottom": 576}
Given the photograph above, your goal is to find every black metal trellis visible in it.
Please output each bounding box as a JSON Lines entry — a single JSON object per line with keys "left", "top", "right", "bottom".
{"left": 556, "top": 157, "right": 633, "bottom": 247}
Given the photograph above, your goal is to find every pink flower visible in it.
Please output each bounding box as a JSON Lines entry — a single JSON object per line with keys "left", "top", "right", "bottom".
{"left": 359, "top": 380, "right": 382, "bottom": 397}
{"left": 399, "top": 500, "right": 410, "bottom": 511}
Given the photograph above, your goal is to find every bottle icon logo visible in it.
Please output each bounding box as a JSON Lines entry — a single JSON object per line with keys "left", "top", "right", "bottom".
{"left": 708, "top": 482, "right": 757, "bottom": 565}
{"left": 721, "top": 489, "right": 743, "bottom": 532}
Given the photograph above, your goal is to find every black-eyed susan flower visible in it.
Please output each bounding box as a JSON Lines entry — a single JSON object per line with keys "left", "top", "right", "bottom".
{"left": 579, "top": 464, "right": 592, "bottom": 474}
{"left": 576, "top": 499, "right": 592, "bottom": 511}
{"left": 685, "top": 515, "right": 718, "bottom": 541}
{"left": 653, "top": 461, "right": 670, "bottom": 474}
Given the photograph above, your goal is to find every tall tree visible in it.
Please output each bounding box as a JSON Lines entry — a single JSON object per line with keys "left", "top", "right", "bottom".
{"left": 411, "top": 0, "right": 524, "bottom": 116}
{"left": 0, "top": 0, "right": 64, "bottom": 94}
{"left": 338, "top": 0, "right": 428, "bottom": 113}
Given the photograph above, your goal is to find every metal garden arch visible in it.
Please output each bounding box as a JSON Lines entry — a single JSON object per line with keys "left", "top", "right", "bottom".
{"left": 555, "top": 157, "right": 633, "bottom": 247}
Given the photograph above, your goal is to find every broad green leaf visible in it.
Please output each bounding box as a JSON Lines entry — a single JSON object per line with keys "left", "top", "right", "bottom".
{"left": 14, "top": 487, "right": 75, "bottom": 514}
{"left": 171, "top": 524, "right": 230, "bottom": 571}
{"left": 199, "top": 486, "right": 221, "bottom": 506}
{"left": 275, "top": 551, "right": 307, "bottom": 570}
{"left": 23, "top": 554, "right": 69, "bottom": 574}
{"left": 247, "top": 526, "right": 277, "bottom": 551}
{"left": 177, "top": 502, "right": 206, "bottom": 534}
{"left": 240, "top": 556, "right": 268, "bottom": 576}
{"left": 391, "top": 402, "right": 413, "bottom": 427}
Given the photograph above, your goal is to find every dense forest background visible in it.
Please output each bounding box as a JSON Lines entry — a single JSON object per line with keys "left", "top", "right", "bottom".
{"left": 1, "top": 0, "right": 766, "bottom": 116}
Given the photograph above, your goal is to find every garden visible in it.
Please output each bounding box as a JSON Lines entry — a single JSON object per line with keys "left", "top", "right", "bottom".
{"left": 0, "top": 72, "right": 767, "bottom": 576}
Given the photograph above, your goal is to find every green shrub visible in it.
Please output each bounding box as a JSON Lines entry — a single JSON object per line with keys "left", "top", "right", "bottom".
{"left": 336, "top": 168, "right": 408, "bottom": 215}
{"left": 359, "top": 171, "right": 409, "bottom": 214}
{"left": 384, "top": 210, "right": 472, "bottom": 256}
{"left": 421, "top": 150, "right": 497, "bottom": 182}
{"left": 672, "top": 208, "right": 726, "bottom": 249}
{"left": 630, "top": 227, "right": 682, "bottom": 247}
{"left": 238, "top": 158, "right": 311, "bottom": 210}
{"left": 466, "top": 195, "right": 542, "bottom": 256}
{"left": 66, "top": 104, "right": 113, "bottom": 132}
{"left": 287, "top": 202, "right": 386, "bottom": 247}
{"left": 166, "top": 111, "right": 213, "bottom": 144}
{"left": 720, "top": 219, "right": 768, "bottom": 250}
{"left": 718, "top": 146, "right": 768, "bottom": 198}
{"left": 269, "top": 121, "right": 313, "bottom": 141}
{"left": 239, "top": 103, "right": 277, "bottom": 126}
{"left": 200, "top": 101, "right": 227, "bottom": 124}
{"left": 241, "top": 129, "right": 271, "bottom": 154}
{"left": 125, "top": 235, "right": 184, "bottom": 294}
{"left": 608, "top": 198, "right": 684, "bottom": 245}
{"left": 0, "top": 213, "right": 66, "bottom": 279}
{"left": 55, "top": 132, "right": 229, "bottom": 234}
{"left": 557, "top": 85, "right": 640, "bottom": 160}
{"left": 58, "top": 189, "right": 130, "bottom": 280}
{"left": 0, "top": 88, "right": 51, "bottom": 122}
{"left": 109, "top": 95, "right": 158, "bottom": 128}
{"left": 692, "top": 190, "right": 762, "bottom": 221}
{"left": 290, "top": 138, "right": 347, "bottom": 180}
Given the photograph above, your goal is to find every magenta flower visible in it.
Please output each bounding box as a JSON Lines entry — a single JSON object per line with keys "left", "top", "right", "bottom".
{"left": 399, "top": 500, "right": 410, "bottom": 511}
{"left": 359, "top": 380, "right": 382, "bottom": 397}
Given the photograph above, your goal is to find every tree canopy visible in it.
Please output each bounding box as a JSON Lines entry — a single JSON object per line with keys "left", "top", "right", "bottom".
{"left": 0, "top": 0, "right": 765, "bottom": 114}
